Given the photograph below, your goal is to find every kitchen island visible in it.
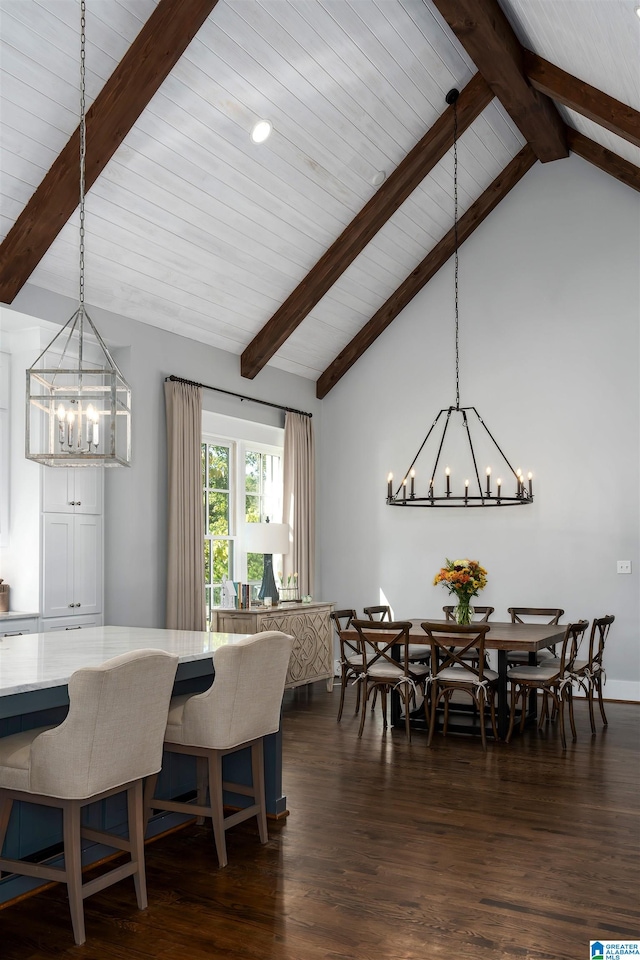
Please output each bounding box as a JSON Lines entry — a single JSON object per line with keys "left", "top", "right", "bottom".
{"left": 0, "top": 625, "right": 288, "bottom": 904}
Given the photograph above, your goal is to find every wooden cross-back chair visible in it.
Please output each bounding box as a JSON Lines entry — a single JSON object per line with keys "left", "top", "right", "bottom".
{"left": 506, "top": 607, "right": 565, "bottom": 665}
{"left": 506, "top": 620, "right": 589, "bottom": 749}
{"left": 421, "top": 621, "right": 498, "bottom": 750}
{"left": 363, "top": 605, "right": 391, "bottom": 622}
{"left": 569, "top": 614, "right": 615, "bottom": 733}
{"left": 442, "top": 605, "right": 494, "bottom": 622}
{"left": 350, "top": 620, "right": 430, "bottom": 742}
{"left": 330, "top": 609, "right": 361, "bottom": 722}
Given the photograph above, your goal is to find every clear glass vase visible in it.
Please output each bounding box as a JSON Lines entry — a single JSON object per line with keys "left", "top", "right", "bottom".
{"left": 455, "top": 599, "right": 472, "bottom": 625}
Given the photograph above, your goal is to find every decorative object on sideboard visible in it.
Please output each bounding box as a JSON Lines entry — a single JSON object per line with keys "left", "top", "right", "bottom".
{"left": 245, "top": 518, "right": 289, "bottom": 605}
{"left": 0, "top": 580, "right": 8, "bottom": 613}
{"left": 385, "top": 89, "right": 533, "bottom": 509}
{"left": 279, "top": 572, "right": 299, "bottom": 603}
{"left": 25, "top": 0, "right": 131, "bottom": 468}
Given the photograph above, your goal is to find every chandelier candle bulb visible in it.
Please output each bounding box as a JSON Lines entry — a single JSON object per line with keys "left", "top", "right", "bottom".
{"left": 387, "top": 473, "right": 393, "bottom": 500}
{"left": 445, "top": 467, "right": 450, "bottom": 495}
{"left": 496, "top": 477, "right": 502, "bottom": 501}
{"left": 402, "top": 478, "right": 407, "bottom": 501}
{"left": 410, "top": 468, "right": 415, "bottom": 498}
{"left": 486, "top": 466, "right": 491, "bottom": 495}
{"left": 528, "top": 472, "right": 533, "bottom": 497}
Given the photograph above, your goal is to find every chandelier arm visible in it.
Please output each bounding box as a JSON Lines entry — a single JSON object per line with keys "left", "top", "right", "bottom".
{"left": 30, "top": 310, "right": 82, "bottom": 376}
{"left": 395, "top": 410, "right": 445, "bottom": 497}
{"left": 462, "top": 409, "right": 484, "bottom": 499}
{"left": 82, "top": 308, "right": 129, "bottom": 382}
{"left": 428, "top": 407, "right": 453, "bottom": 495}
{"left": 471, "top": 407, "right": 520, "bottom": 481}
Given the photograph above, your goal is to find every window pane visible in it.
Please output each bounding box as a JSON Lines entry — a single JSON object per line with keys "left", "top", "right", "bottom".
{"left": 245, "top": 494, "right": 260, "bottom": 524}
{"left": 204, "top": 539, "right": 211, "bottom": 584}
{"left": 245, "top": 450, "right": 260, "bottom": 493}
{"left": 247, "top": 551, "right": 264, "bottom": 583}
{"left": 208, "top": 491, "right": 229, "bottom": 535}
{"left": 208, "top": 445, "right": 229, "bottom": 489}
{"left": 212, "top": 539, "right": 232, "bottom": 583}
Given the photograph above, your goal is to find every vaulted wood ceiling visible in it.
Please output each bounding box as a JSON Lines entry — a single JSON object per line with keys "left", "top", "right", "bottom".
{"left": 1, "top": 0, "right": 639, "bottom": 398}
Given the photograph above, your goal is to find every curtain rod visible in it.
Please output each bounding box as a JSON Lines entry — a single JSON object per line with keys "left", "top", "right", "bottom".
{"left": 165, "top": 375, "right": 313, "bottom": 418}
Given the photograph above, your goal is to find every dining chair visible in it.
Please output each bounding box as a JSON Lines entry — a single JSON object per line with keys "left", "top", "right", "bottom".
{"left": 565, "top": 614, "right": 614, "bottom": 734}
{"left": 144, "top": 631, "right": 293, "bottom": 868}
{"left": 330, "top": 608, "right": 362, "bottom": 721}
{"left": 350, "top": 620, "right": 430, "bottom": 742}
{"left": 421, "top": 621, "right": 498, "bottom": 750}
{"left": 442, "top": 606, "right": 494, "bottom": 669}
{"left": 506, "top": 620, "right": 589, "bottom": 748}
{"left": 364, "top": 605, "right": 428, "bottom": 664}
{"left": 506, "top": 607, "right": 564, "bottom": 665}
{"left": 0, "top": 648, "right": 179, "bottom": 945}
{"left": 442, "top": 605, "right": 494, "bottom": 622}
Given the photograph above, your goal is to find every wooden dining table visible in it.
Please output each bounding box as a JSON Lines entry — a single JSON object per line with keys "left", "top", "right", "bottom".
{"left": 346, "top": 619, "right": 566, "bottom": 740}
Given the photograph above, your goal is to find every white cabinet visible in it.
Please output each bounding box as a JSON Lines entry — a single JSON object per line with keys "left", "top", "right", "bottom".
{"left": 40, "top": 614, "right": 101, "bottom": 632}
{"left": 42, "top": 467, "right": 103, "bottom": 514}
{"left": 0, "top": 615, "right": 39, "bottom": 637}
{"left": 42, "top": 513, "right": 102, "bottom": 618}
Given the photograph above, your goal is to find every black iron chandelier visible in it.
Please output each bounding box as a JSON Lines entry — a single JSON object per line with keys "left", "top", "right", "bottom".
{"left": 386, "top": 89, "right": 534, "bottom": 509}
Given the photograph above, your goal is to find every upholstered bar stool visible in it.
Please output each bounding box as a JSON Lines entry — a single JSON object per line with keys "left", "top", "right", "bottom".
{"left": 0, "top": 648, "right": 179, "bottom": 945}
{"left": 145, "top": 630, "right": 294, "bottom": 868}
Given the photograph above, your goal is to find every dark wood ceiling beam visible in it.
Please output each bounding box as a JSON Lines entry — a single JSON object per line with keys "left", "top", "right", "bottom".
{"left": 567, "top": 129, "right": 640, "bottom": 193}
{"left": 431, "top": 0, "right": 567, "bottom": 163}
{"left": 240, "top": 73, "right": 493, "bottom": 380}
{"left": 0, "top": 0, "right": 219, "bottom": 304}
{"left": 524, "top": 51, "right": 640, "bottom": 148}
{"left": 316, "top": 144, "right": 537, "bottom": 399}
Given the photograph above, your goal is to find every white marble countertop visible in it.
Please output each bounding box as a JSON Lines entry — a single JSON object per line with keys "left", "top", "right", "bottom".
{"left": 0, "top": 625, "right": 252, "bottom": 698}
{"left": 0, "top": 611, "right": 40, "bottom": 621}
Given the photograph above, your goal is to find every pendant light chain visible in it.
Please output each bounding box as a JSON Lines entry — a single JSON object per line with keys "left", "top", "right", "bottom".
{"left": 453, "top": 96, "right": 460, "bottom": 411}
{"left": 78, "top": 0, "right": 87, "bottom": 309}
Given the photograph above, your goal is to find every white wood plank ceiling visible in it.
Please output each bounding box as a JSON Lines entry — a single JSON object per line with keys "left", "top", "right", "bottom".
{"left": 1, "top": 1, "right": 638, "bottom": 382}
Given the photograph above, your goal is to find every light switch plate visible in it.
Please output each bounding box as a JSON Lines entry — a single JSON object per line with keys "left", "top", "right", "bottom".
{"left": 617, "top": 560, "right": 632, "bottom": 574}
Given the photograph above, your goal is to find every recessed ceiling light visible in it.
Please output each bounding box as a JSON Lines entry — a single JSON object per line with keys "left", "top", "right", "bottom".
{"left": 371, "top": 170, "right": 386, "bottom": 186}
{"left": 251, "top": 120, "right": 272, "bottom": 144}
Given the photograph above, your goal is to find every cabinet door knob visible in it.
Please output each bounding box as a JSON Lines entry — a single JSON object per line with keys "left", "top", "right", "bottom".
{"left": 75, "top": 603, "right": 81, "bottom": 608}
{"left": 76, "top": 501, "right": 82, "bottom": 506}
{"left": 68, "top": 603, "right": 75, "bottom": 608}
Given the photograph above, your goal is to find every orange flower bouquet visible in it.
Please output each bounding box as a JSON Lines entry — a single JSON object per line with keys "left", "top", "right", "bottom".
{"left": 433, "top": 558, "right": 488, "bottom": 624}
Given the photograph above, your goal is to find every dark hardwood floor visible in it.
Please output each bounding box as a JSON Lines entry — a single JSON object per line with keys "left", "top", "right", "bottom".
{"left": 2, "top": 683, "right": 639, "bottom": 960}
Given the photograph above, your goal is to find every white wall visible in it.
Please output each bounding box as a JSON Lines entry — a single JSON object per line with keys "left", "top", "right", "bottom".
{"left": 317, "top": 155, "right": 640, "bottom": 701}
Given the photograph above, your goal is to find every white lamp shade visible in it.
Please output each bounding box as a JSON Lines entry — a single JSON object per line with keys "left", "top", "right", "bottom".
{"left": 244, "top": 522, "right": 289, "bottom": 555}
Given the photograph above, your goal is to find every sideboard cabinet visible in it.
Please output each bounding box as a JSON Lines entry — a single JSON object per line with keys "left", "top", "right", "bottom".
{"left": 216, "top": 601, "right": 334, "bottom": 691}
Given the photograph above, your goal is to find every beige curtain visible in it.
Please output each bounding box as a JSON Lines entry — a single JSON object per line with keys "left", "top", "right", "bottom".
{"left": 164, "top": 380, "right": 205, "bottom": 631}
{"left": 282, "top": 412, "right": 315, "bottom": 597}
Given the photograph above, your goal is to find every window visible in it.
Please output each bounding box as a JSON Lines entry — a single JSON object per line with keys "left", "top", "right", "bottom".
{"left": 202, "top": 413, "right": 283, "bottom": 628}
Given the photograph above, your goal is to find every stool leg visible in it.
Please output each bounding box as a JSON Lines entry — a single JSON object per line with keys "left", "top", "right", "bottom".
{"left": 251, "top": 740, "right": 268, "bottom": 844}
{"left": 208, "top": 751, "right": 227, "bottom": 868}
{"left": 196, "top": 756, "right": 208, "bottom": 825}
{"left": 63, "top": 799, "right": 85, "bottom": 946}
{"left": 0, "top": 794, "right": 13, "bottom": 849}
{"left": 128, "top": 780, "right": 147, "bottom": 910}
{"left": 143, "top": 773, "right": 159, "bottom": 834}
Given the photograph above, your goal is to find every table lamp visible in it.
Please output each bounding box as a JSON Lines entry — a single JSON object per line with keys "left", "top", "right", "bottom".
{"left": 244, "top": 519, "right": 290, "bottom": 604}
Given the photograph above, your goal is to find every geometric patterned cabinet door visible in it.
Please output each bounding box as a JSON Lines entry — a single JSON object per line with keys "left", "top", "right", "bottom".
{"left": 216, "top": 601, "right": 334, "bottom": 691}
